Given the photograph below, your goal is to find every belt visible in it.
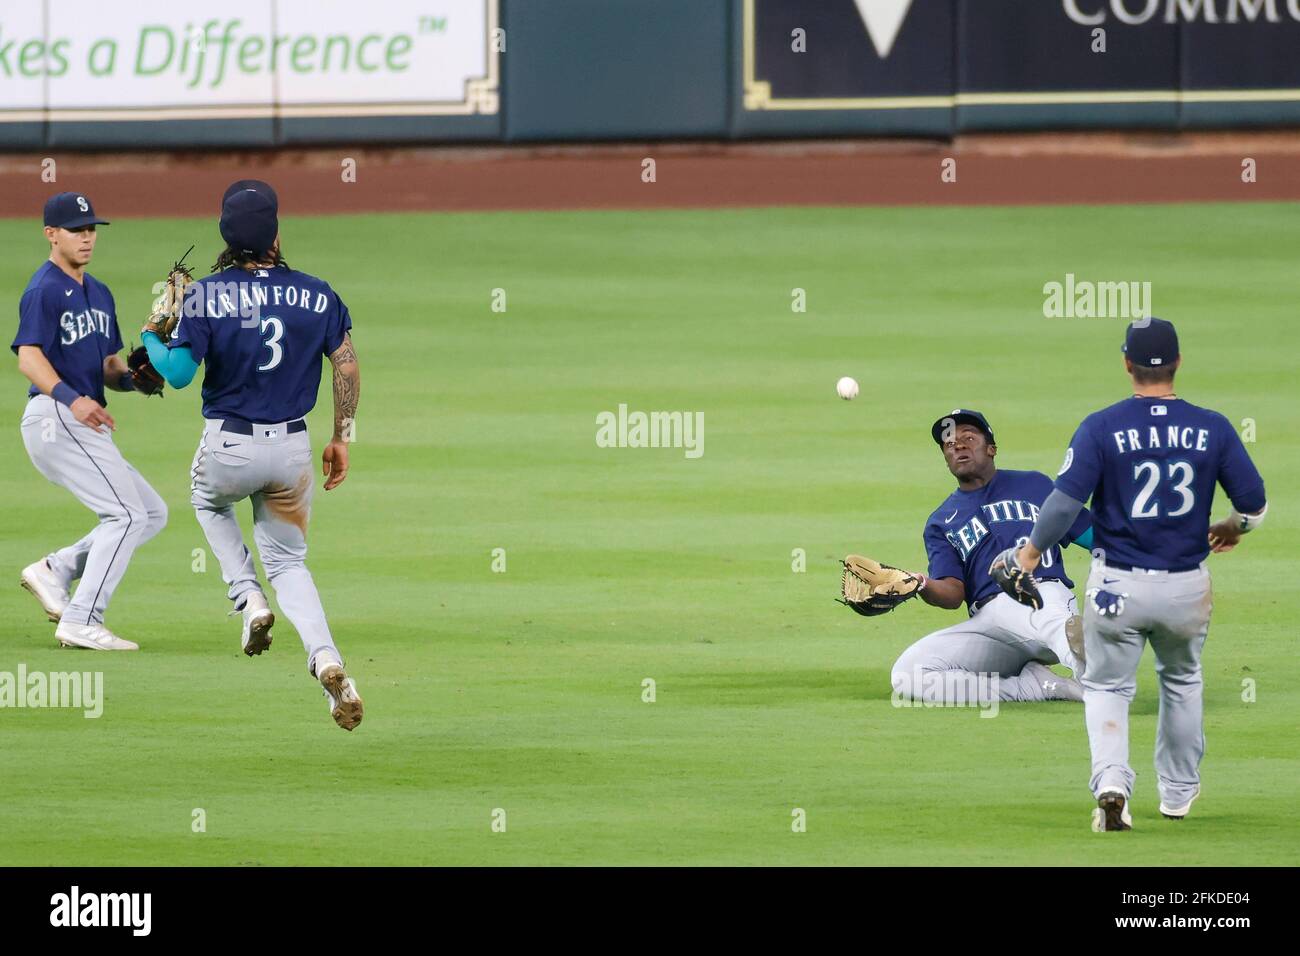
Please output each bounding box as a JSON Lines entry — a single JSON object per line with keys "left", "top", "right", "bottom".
{"left": 221, "top": 418, "right": 306, "bottom": 436}
{"left": 969, "top": 595, "right": 996, "bottom": 615}
{"left": 1104, "top": 560, "right": 1200, "bottom": 574}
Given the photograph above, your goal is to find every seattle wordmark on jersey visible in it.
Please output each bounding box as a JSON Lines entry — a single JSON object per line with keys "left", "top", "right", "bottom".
{"left": 947, "top": 497, "right": 1046, "bottom": 561}
{"left": 11, "top": 262, "right": 122, "bottom": 406}
{"left": 925, "top": 469, "right": 1091, "bottom": 612}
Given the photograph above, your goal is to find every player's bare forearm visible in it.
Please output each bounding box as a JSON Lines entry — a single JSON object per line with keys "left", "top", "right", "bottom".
{"left": 16, "top": 345, "right": 114, "bottom": 431}
{"left": 322, "top": 335, "right": 358, "bottom": 491}
{"left": 329, "top": 334, "right": 360, "bottom": 442}
{"left": 16, "top": 344, "right": 63, "bottom": 395}
{"left": 920, "top": 576, "right": 964, "bottom": 610}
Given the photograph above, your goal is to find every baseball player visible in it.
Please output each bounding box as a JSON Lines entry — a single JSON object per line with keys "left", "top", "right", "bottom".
{"left": 140, "top": 180, "right": 363, "bottom": 731}
{"left": 13, "top": 192, "right": 168, "bottom": 650}
{"left": 846, "top": 410, "right": 1095, "bottom": 703}
{"left": 992, "top": 318, "right": 1267, "bottom": 830}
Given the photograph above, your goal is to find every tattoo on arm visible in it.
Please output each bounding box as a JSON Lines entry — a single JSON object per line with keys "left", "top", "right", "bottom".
{"left": 330, "top": 334, "right": 360, "bottom": 441}
{"left": 332, "top": 335, "right": 357, "bottom": 367}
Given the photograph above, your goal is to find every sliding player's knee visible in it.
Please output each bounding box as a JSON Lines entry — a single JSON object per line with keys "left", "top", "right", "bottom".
{"left": 890, "top": 647, "right": 938, "bottom": 701}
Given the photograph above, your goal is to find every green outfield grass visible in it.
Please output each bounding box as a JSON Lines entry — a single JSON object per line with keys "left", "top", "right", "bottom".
{"left": 0, "top": 202, "right": 1296, "bottom": 865}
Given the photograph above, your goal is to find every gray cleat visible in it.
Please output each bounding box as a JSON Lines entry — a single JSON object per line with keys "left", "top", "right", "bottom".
{"left": 1024, "top": 661, "right": 1083, "bottom": 702}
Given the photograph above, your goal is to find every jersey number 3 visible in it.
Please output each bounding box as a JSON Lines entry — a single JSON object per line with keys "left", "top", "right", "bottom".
{"left": 1131, "top": 460, "right": 1195, "bottom": 519}
{"left": 258, "top": 317, "right": 284, "bottom": 372}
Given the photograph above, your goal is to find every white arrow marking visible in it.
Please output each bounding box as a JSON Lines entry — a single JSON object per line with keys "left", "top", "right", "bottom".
{"left": 851, "top": 0, "right": 916, "bottom": 59}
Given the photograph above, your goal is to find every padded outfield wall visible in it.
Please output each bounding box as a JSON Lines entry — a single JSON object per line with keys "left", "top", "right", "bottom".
{"left": 2, "top": 0, "right": 1300, "bottom": 148}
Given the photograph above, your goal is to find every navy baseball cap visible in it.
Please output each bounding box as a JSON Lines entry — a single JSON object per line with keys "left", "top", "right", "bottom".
{"left": 44, "top": 192, "right": 110, "bottom": 229}
{"left": 1123, "top": 317, "right": 1179, "bottom": 368}
{"left": 931, "top": 409, "right": 995, "bottom": 447}
{"left": 219, "top": 179, "right": 279, "bottom": 255}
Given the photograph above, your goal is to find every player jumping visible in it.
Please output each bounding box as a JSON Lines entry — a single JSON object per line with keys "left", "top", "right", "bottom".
{"left": 844, "top": 409, "right": 1094, "bottom": 704}
{"left": 13, "top": 192, "right": 168, "bottom": 650}
{"left": 139, "top": 180, "right": 364, "bottom": 731}
{"left": 991, "top": 318, "right": 1267, "bottom": 830}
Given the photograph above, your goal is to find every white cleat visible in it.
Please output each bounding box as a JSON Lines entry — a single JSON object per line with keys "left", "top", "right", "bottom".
{"left": 20, "top": 559, "right": 70, "bottom": 623}
{"left": 1160, "top": 786, "right": 1200, "bottom": 820}
{"left": 317, "top": 659, "right": 364, "bottom": 731}
{"left": 55, "top": 622, "right": 139, "bottom": 651}
{"left": 1091, "top": 790, "right": 1133, "bottom": 832}
{"left": 1024, "top": 661, "right": 1084, "bottom": 702}
{"left": 238, "top": 591, "right": 275, "bottom": 657}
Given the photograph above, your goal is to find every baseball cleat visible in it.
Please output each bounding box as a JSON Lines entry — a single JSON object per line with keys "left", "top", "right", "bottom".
{"left": 1159, "top": 786, "right": 1200, "bottom": 820}
{"left": 54, "top": 622, "right": 138, "bottom": 651}
{"left": 237, "top": 591, "right": 275, "bottom": 657}
{"left": 1065, "top": 614, "right": 1085, "bottom": 673}
{"left": 1091, "top": 790, "right": 1133, "bottom": 832}
{"left": 318, "top": 662, "right": 364, "bottom": 731}
{"left": 1024, "top": 661, "right": 1084, "bottom": 702}
{"left": 20, "top": 559, "right": 70, "bottom": 623}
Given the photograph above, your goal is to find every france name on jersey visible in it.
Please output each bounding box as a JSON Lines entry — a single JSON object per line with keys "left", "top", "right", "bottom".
{"left": 11, "top": 262, "right": 122, "bottom": 406}
{"left": 170, "top": 266, "right": 352, "bottom": 423}
{"left": 924, "top": 469, "right": 1090, "bottom": 611}
{"left": 1055, "top": 397, "right": 1265, "bottom": 570}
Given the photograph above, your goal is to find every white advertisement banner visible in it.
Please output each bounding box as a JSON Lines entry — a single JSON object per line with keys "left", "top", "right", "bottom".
{"left": 0, "top": 0, "right": 498, "bottom": 121}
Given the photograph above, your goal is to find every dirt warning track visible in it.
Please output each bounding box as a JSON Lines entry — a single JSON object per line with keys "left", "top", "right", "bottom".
{"left": 2, "top": 132, "right": 1299, "bottom": 218}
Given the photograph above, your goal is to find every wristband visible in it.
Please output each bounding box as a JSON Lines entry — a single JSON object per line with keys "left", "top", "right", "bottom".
{"left": 51, "top": 382, "right": 80, "bottom": 407}
{"left": 118, "top": 370, "right": 136, "bottom": 392}
{"left": 1227, "top": 503, "right": 1267, "bottom": 533}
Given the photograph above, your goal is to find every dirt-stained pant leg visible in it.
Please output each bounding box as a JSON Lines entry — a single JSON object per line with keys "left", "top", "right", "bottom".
{"left": 251, "top": 430, "right": 340, "bottom": 675}
{"left": 1081, "top": 582, "right": 1144, "bottom": 799}
{"left": 190, "top": 421, "right": 340, "bottom": 673}
{"left": 1082, "top": 564, "right": 1212, "bottom": 805}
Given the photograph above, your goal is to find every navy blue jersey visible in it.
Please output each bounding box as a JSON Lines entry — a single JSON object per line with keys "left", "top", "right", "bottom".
{"left": 1054, "top": 397, "right": 1265, "bottom": 570}
{"left": 171, "top": 266, "right": 351, "bottom": 423}
{"left": 925, "top": 468, "right": 1091, "bottom": 611}
{"left": 11, "top": 262, "right": 121, "bottom": 406}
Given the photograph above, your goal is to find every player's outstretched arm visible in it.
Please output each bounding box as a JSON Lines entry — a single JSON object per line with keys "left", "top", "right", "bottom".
{"left": 16, "top": 344, "right": 114, "bottom": 432}
{"left": 918, "top": 576, "right": 964, "bottom": 610}
{"left": 322, "top": 334, "right": 359, "bottom": 492}
{"left": 1017, "top": 488, "right": 1087, "bottom": 571}
{"left": 141, "top": 332, "right": 198, "bottom": 388}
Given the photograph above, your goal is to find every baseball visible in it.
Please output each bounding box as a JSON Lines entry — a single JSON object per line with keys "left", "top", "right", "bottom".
{"left": 836, "top": 376, "right": 859, "bottom": 400}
